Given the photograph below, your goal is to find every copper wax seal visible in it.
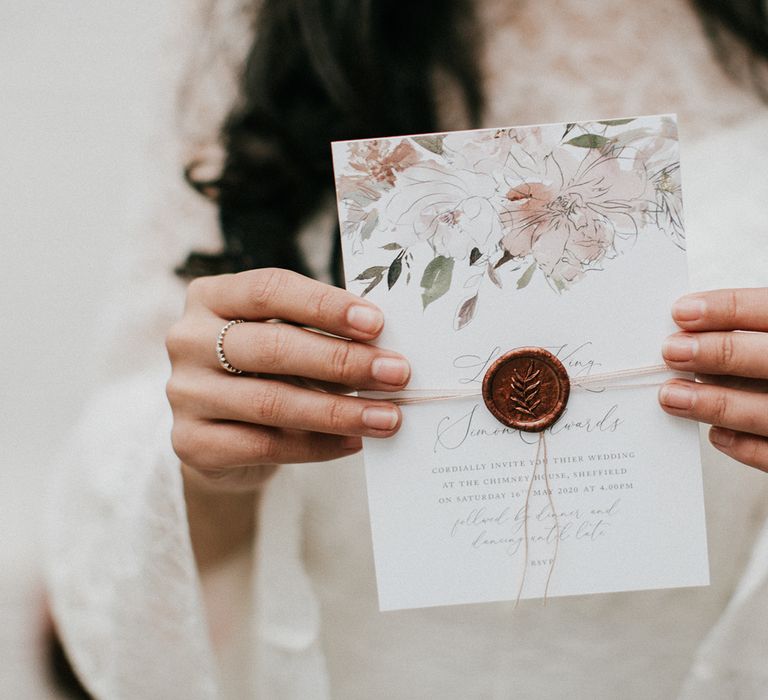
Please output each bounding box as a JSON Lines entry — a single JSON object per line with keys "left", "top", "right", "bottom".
{"left": 482, "top": 347, "right": 570, "bottom": 432}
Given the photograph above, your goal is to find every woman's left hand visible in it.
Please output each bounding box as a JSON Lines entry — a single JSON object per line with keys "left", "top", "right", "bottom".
{"left": 660, "top": 287, "right": 768, "bottom": 472}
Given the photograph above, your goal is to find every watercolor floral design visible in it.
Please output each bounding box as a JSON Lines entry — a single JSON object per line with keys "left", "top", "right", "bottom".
{"left": 335, "top": 116, "right": 683, "bottom": 330}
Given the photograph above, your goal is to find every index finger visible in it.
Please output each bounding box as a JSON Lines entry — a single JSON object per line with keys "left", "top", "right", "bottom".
{"left": 672, "top": 288, "right": 768, "bottom": 332}
{"left": 193, "top": 268, "right": 385, "bottom": 340}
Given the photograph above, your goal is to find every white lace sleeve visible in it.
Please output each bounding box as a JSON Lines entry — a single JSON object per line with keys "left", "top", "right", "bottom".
{"left": 43, "top": 367, "right": 218, "bottom": 699}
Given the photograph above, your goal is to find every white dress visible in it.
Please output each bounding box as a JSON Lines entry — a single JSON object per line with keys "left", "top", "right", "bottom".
{"left": 44, "top": 1, "right": 768, "bottom": 697}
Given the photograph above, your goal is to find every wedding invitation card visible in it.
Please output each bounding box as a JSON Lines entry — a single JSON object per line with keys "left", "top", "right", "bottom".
{"left": 332, "top": 115, "right": 709, "bottom": 611}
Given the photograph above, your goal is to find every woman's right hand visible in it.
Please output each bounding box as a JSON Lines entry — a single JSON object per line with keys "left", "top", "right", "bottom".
{"left": 165, "top": 267, "right": 410, "bottom": 492}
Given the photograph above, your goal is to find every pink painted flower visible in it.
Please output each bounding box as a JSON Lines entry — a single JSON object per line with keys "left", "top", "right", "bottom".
{"left": 500, "top": 143, "right": 648, "bottom": 288}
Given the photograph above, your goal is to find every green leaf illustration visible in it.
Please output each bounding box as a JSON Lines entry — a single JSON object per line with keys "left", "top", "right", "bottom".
{"left": 359, "top": 209, "right": 379, "bottom": 241}
{"left": 353, "top": 265, "right": 387, "bottom": 281}
{"left": 387, "top": 252, "right": 404, "bottom": 289}
{"left": 412, "top": 134, "right": 445, "bottom": 155}
{"left": 469, "top": 247, "right": 482, "bottom": 265}
{"left": 597, "top": 118, "right": 635, "bottom": 126}
{"left": 420, "top": 255, "right": 454, "bottom": 309}
{"left": 362, "top": 273, "right": 385, "bottom": 296}
{"left": 455, "top": 293, "right": 478, "bottom": 330}
{"left": 566, "top": 134, "right": 612, "bottom": 149}
{"left": 516, "top": 262, "right": 537, "bottom": 289}
{"left": 380, "top": 242, "right": 402, "bottom": 250}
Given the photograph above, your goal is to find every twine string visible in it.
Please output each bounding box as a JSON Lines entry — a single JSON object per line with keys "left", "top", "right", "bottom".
{"left": 515, "top": 433, "right": 539, "bottom": 606}
{"left": 541, "top": 432, "right": 558, "bottom": 604}
{"left": 514, "top": 432, "right": 558, "bottom": 607}
{"left": 390, "top": 364, "right": 672, "bottom": 405}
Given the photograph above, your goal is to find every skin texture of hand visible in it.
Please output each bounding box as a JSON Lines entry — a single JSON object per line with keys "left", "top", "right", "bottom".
{"left": 660, "top": 288, "right": 768, "bottom": 472}
{"left": 165, "top": 267, "right": 410, "bottom": 494}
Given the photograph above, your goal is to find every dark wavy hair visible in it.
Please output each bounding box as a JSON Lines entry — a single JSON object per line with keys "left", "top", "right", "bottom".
{"left": 176, "top": 0, "right": 483, "bottom": 284}
{"left": 174, "top": 0, "right": 767, "bottom": 287}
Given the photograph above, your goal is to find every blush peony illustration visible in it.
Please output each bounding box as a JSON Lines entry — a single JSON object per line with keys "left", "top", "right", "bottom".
{"left": 500, "top": 142, "right": 648, "bottom": 289}
{"left": 334, "top": 116, "right": 684, "bottom": 329}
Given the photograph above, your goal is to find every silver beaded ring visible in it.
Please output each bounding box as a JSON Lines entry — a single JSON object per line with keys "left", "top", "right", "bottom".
{"left": 216, "top": 319, "right": 245, "bottom": 374}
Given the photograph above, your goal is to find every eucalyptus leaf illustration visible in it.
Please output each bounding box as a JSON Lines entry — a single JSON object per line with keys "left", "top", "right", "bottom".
{"left": 381, "top": 242, "right": 402, "bottom": 250}
{"left": 598, "top": 118, "right": 635, "bottom": 126}
{"left": 420, "top": 255, "right": 454, "bottom": 309}
{"left": 412, "top": 134, "right": 445, "bottom": 155}
{"left": 360, "top": 209, "right": 379, "bottom": 241}
{"left": 352, "top": 265, "right": 388, "bottom": 297}
{"left": 353, "top": 265, "right": 388, "bottom": 281}
{"left": 455, "top": 293, "right": 479, "bottom": 330}
{"left": 516, "top": 262, "right": 537, "bottom": 289}
{"left": 387, "top": 251, "right": 404, "bottom": 289}
{"left": 566, "top": 134, "right": 612, "bottom": 149}
{"left": 362, "top": 271, "right": 385, "bottom": 296}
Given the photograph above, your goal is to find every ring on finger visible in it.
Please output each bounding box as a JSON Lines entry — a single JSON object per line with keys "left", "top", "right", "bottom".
{"left": 217, "top": 319, "right": 246, "bottom": 374}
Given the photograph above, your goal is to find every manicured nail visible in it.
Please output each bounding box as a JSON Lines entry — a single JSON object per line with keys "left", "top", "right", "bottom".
{"left": 362, "top": 406, "right": 399, "bottom": 431}
{"left": 672, "top": 296, "right": 706, "bottom": 322}
{"left": 710, "top": 427, "right": 735, "bottom": 448}
{"left": 659, "top": 383, "right": 696, "bottom": 410}
{"left": 371, "top": 357, "right": 411, "bottom": 385}
{"left": 347, "top": 305, "right": 384, "bottom": 335}
{"left": 342, "top": 436, "right": 363, "bottom": 450}
{"left": 662, "top": 335, "right": 697, "bottom": 362}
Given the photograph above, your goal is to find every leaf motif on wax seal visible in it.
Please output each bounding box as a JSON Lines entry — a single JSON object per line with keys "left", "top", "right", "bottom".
{"left": 507, "top": 362, "right": 543, "bottom": 417}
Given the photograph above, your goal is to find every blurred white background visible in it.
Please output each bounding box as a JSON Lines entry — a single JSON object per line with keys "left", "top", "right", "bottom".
{"left": 1, "top": 1, "right": 189, "bottom": 693}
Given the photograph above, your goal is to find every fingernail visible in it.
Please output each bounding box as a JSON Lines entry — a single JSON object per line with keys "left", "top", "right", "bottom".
{"left": 710, "top": 427, "right": 735, "bottom": 448}
{"left": 342, "top": 436, "right": 363, "bottom": 451}
{"left": 672, "top": 296, "right": 706, "bottom": 322}
{"left": 362, "top": 406, "right": 399, "bottom": 431}
{"left": 659, "top": 383, "right": 696, "bottom": 410}
{"left": 662, "top": 335, "right": 697, "bottom": 362}
{"left": 371, "top": 357, "right": 411, "bottom": 385}
{"left": 347, "top": 305, "right": 384, "bottom": 335}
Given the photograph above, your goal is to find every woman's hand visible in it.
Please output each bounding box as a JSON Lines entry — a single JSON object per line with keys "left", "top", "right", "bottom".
{"left": 659, "top": 288, "right": 768, "bottom": 471}
{"left": 165, "top": 268, "right": 410, "bottom": 492}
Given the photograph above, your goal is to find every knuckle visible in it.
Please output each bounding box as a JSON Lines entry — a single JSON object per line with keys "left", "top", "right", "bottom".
{"left": 171, "top": 423, "right": 203, "bottom": 467}
{"left": 165, "top": 376, "right": 180, "bottom": 407}
{"left": 164, "top": 322, "right": 193, "bottom": 362}
{"left": 186, "top": 276, "right": 213, "bottom": 303}
{"left": 722, "top": 289, "right": 739, "bottom": 323}
{"left": 254, "top": 382, "right": 283, "bottom": 421}
{"left": 329, "top": 341, "right": 355, "bottom": 383}
{"left": 717, "top": 333, "right": 736, "bottom": 368}
{"left": 248, "top": 268, "right": 284, "bottom": 311}
{"left": 326, "top": 397, "right": 350, "bottom": 433}
{"left": 710, "top": 390, "right": 730, "bottom": 425}
{"left": 164, "top": 373, "right": 196, "bottom": 410}
{"left": 248, "top": 430, "right": 279, "bottom": 462}
{"left": 258, "top": 324, "right": 287, "bottom": 371}
{"left": 307, "top": 285, "right": 338, "bottom": 322}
